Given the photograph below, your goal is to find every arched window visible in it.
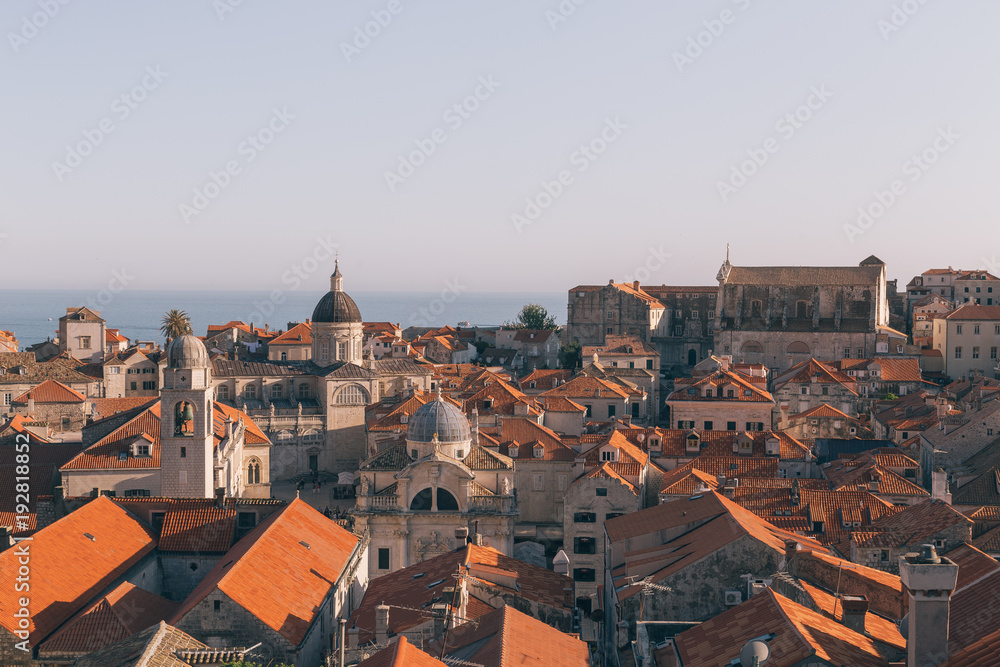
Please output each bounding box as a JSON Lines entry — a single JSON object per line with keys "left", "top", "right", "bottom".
{"left": 247, "top": 458, "right": 261, "bottom": 484}
{"left": 436, "top": 489, "right": 459, "bottom": 511}
{"left": 336, "top": 384, "right": 368, "bottom": 405}
{"left": 174, "top": 401, "right": 194, "bottom": 437}
{"left": 271, "top": 384, "right": 283, "bottom": 399}
{"left": 410, "top": 488, "right": 433, "bottom": 511}
{"left": 742, "top": 341, "right": 763, "bottom": 354}
{"left": 216, "top": 385, "right": 229, "bottom": 401}
{"left": 244, "top": 384, "right": 257, "bottom": 400}
{"left": 409, "top": 488, "right": 460, "bottom": 511}
{"left": 787, "top": 341, "right": 810, "bottom": 355}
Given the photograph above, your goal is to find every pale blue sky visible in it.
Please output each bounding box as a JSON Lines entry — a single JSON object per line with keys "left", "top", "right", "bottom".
{"left": 2, "top": 0, "right": 998, "bottom": 293}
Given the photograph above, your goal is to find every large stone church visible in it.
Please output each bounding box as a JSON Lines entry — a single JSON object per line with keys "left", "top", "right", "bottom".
{"left": 352, "top": 391, "right": 517, "bottom": 578}
{"left": 208, "top": 262, "right": 432, "bottom": 479}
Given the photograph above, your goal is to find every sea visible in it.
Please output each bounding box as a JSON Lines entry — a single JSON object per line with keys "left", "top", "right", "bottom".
{"left": 0, "top": 290, "right": 567, "bottom": 348}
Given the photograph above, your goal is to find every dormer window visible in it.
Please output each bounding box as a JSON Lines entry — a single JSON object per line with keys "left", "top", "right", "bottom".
{"left": 400, "top": 414, "right": 408, "bottom": 424}
{"left": 533, "top": 445, "right": 544, "bottom": 459}
{"left": 685, "top": 433, "right": 701, "bottom": 452}
{"left": 601, "top": 449, "right": 618, "bottom": 462}
{"left": 509, "top": 445, "right": 519, "bottom": 458}
{"left": 705, "top": 388, "right": 713, "bottom": 398}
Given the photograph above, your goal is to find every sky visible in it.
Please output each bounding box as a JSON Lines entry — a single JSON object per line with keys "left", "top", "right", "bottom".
{"left": 2, "top": 0, "right": 999, "bottom": 294}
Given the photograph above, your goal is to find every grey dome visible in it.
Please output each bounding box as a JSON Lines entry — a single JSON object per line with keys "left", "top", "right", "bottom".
{"left": 167, "top": 334, "right": 209, "bottom": 368}
{"left": 312, "top": 290, "right": 362, "bottom": 323}
{"left": 407, "top": 396, "right": 471, "bottom": 444}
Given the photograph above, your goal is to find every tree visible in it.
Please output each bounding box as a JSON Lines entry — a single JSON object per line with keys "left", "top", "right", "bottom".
{"left": 559, "top": 342, "right": 582, "bottom": 369}
{"left": 505, "top": 303, "right": 558, "bottom": 330}
{"left": 160, "top": 309, "right": 192, "bottom": 342}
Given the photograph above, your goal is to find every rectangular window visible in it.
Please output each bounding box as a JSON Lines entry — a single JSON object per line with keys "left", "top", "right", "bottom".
{"left": 574, "top": 512, "right": 597, "bottom": 523}
{"left": 533, "top": 473, "right": 544, "bottom": 491}
{"left": 607, "top": 327, "right": 613, "bottom": 334}
{"left": 607, "top": 404, "right": 616, "bottom": 418}
{"left": 596, "top": 487, "right": 608, "bottom": 497}
{"left": 123, "top": 489, "right": 151, "bottom": 497}
{"left": 957, "top": 325, "right": 964, "bottom": 334}
{"left": 130, "top": 382, "right": 137, "bottom": 390}
{"left": 822, "top": 386, "right": 829, "bottom": 396}
{"left": 975, "top": 325, "right": 981, "bottom": 334}
{"left": 108, "top": 366, "right": 120, "bottom": 374}
{"left": 2, "top": 393, "right": 10, "bottom": 406}
{"left": 574, "top": 537, "right": 597, "bottom": 555}
{"left": 606, "top": 512, "right": 624, "bottom": 521}
{"left": 992, "top": 347, "right": 998, "bottom": 359}
{"left": 558, "top": 474, "right": 568, "bottom": 491}
{"left": 180, "top": 446, "right": 186, "bottom": 458}
{"left": 704, "top": 421, "right": 713, "bottom": 430}
{"left": 973, "top": 347, "right": 980, "bottom": 359}
{"left": 142, "top": 381, "right": 156, "bottom": 390}
{"left": 955, "top": 347, "right": 962, "bottom": 359}
{"left": 338, "top": 342, "right": 347, "bottom": 359}
{"left": 378, "top": 548, "right": 390, "bottom": 570}
{"left": 584, "top": 404, "right": 592, "bottom": 418}
{"left": 646, "top": 359, "right": 653, "bottom": 369}
{"left": 80, "top": 336, "right": 91, "bottom": 349}
{"left": 607, "top": 311, "right": 614, "bottom": 321}
{"left": 214, "top": 600, "right": 221, "bottom": 612}
{"left": 727, "top": 421, "right": 737, "bottom": 430}
{"left": 691, "top": 310, "right": 699, "bottom": 319}
{"left": 573, "top": 568, "right": 596, "bottom": 582}
{"left": 179, "top": 471, "right": 187, "bottom": 485}
{"left": 857, "top": 348, "right": 864, "bottom": 358}
{"left": 843, "top": 348, "right": 850, "bottom": 358}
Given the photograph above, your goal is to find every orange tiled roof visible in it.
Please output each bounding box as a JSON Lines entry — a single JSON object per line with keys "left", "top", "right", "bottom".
{"left": 577, "top": 461, "right": 638, "bottom": 494}
{"left": 433, "top": 604, "right": 590, "bottom": 667}
{"left": 500, "top": 419, "right": 576, "bottom": 462}
{"left": 668, "top": 368, "right": 774, "bottom": 403}
{"left": 539, "top": 375, "right": 634, "bottom": 400}
{"left": 774, "top": 358, "right": 857, "bottom": 392}
{"left": 0, "top": 496, "right": 156, "bottom": 645}
{"left": 792, "top": 403, "right": 859, "bottom": 422}
{"left": 357, "top": 636, "right": 448, "bottom": 667}
{"left": 38, "top": 581, "right": 177, "bottom": 656}
{"left": 349, "top": 545, "right": 574, "bottom": 645}
{"left": 582, "top": 430, "right": 649, "bottom": 469}
{"left": 159, "top": 506, "right": 237, "bottom": 553}
{"left": 13, "top": 379, "right": 86, "bottom": 404}
{"left": 655, "top": 428, "right": 810, "bottom": 460}
{"left": 944, "top": 626, "right": 1000, "bottom": 667}
{"left": 268, "top": 322, "right": 312, "bottom": 346}
{"left": 169, "top": 499, "right": 359, "bottom": 647}
{"left": 675, "top": 588, "right": 885, "bottom": 667}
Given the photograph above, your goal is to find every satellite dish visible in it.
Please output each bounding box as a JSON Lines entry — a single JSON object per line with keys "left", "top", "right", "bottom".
{"left": 637, "top": 433, "right": 646, "bottom": 443}
{"left": 740, "top": 640, "right": 770, "bottom": 667}
{"left": 899, "top": 613, "right": 908, "bottom": 638}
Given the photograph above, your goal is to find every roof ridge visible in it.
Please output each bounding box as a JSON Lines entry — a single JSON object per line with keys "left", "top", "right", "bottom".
{"left": 136, "top": 621, "right": 170, "bottom": 667}
{"left": 769, "top": 589, "right": 821, "bottom": 661}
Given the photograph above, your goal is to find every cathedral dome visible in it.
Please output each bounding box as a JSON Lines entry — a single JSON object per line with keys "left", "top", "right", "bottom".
{"left": 312, "top": 261, "right": 362, "bottom": 324}
{"left": 167, "top": 334, "right": 209, "bottom": 369}
{"left": 407, "top": 394, "right": 471, "bottom": 444}
{"left": 312, "top": 291, "right": 362, "bottom": 324}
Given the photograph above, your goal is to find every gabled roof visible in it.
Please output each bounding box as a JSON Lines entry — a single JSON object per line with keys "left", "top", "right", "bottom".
{"left": 169, "top": 498, "right": 359, "bottom": 647}
{"left": 432, "top": 604, "right": 590, "bottom": 667}
{"left": 38, "top": 581, "right": 177, "bottom": 657}
{"left": 357, "top": 636, "right": 448, "bottom": 667}
{"left": 13, "top": 379, "right": 86, "bottom": 404}
{"left": 349, "top": 545, "right": 574, "bottom": 646}
{"left": 268, "top": 321, "right": 312, "bottom": 346}
{"left": 654, "top": 428, "right": 810, "bottom": 460}
{"left": 518, "top": 368, "right": 573, "bottom": 390}
{"left": 667, "top": 368, "right": 774, "bottom": 403}
{"left": 575, "top": 461, "right": 638, "bottom": 494}
{"left": 158, "top": 505, "right": 237, "bottom": 553}
{"left": 674, "top": 589, "right": 885, "bottom": 667}
{"left": 539, "top": 375, "right": 634, "bottom": 400}
{"left": 773, "top": 358, "right": 856, "bottom": 392}
{"left": 71, "top": 621, "right": 219, "bottom": 667}
{"left": 944, "top": 304, "right": 1000, "bottom": 320}
{"left": 500, "top": 419, "right": 576, "bottom": 461}
{"left": 795, "top": 579, "right": 905, "bottom": 651}
{"left": 792, "top": 403, "right": 859, "bottom": 422}
{"left": 0, "top": 496, "right": 156, "bottom": 645}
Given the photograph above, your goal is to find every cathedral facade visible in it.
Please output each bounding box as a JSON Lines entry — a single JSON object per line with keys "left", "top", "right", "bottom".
{"left": 208, "top": 262, "right": 431, "bottom": 479}
{"left": 352, "top": 391, "right": 517, "bottom": 578}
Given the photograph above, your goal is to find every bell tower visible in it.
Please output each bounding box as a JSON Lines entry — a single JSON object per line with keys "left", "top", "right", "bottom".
{"left": 160, "top": 334, "right": 215, "bottom": 498}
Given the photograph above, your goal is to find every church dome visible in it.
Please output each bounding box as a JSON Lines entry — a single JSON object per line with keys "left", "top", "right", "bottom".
{"left": 312, "top": 261, "right": 362, "bottom": 323}
{"left": 312, "top": 291, "right": 362, "bottom": 323}
{"left": 407, "top": 394, "right": 471, "bottom": 444}
{"left": 167, "top": 334, "right": 209, "bottom": 369}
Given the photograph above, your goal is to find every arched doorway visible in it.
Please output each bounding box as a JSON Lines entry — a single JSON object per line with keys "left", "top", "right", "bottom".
{"left": 687, "top": 349, "right": 697, "bottom": 366}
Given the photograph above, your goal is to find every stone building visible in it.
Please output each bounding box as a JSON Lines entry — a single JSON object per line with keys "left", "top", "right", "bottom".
{"left": 60, "top": 334, "right": 272, "bottom": 499}
{"left": 665, "top": 359, "right": 775, "bottom": 431}
{"left": 104, "top": 348, "right": 160, "bottom": 398}
{"left": 352, "top": 390, "right": 517, "bottom": 579}
{"left": 58, "top": 306, "right": 106, "bottom": 363}
{"left": 208, "top": 262, "right": 431, "bottom": 479}
{"left": 713, "top": 255, "right": 891, "bottom": 373}
{"left": 771, "top": 358, "right": 860, "bottom": 424}
{"left": 1, "top": 351, "right": 99, "bottom": 416}
{"left": 565, "top": 281, "right": 715, "bottom": 375}
{"left": 932, "top": 304, "right": 1000, "bottom": 380}
{"left": 10, "top": 379, "right": 87, "bottom": 432}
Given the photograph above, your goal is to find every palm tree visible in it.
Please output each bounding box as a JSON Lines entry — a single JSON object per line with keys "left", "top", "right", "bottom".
{"left": 160, "top": 309, "right": 192, "bottom": 343}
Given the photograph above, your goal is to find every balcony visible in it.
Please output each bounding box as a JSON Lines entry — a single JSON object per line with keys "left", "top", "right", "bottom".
{"left": 469, "top": 495, "right": 517, "bottom": 514}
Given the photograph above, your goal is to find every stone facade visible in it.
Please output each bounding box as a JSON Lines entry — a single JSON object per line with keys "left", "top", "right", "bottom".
{"left": 58, "top": 307, "right": 106, "bottom": 363}
{"left": 714, "top": 256, "right": 889, "bottom": 373}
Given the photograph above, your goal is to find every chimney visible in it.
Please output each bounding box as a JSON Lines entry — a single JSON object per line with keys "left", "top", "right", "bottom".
{"left": 840, "top": 594, "right": 869, "bottom": 635}
{"left": 722, "top": 485, "right": 735, "bottom": 499}
{"left": 779, "top": 403, "right": 790, "bottom": 429}
{"left": 784, "top": 539, "right": 799, "bottom": 563}
{"left": 374, "top": 604, "right": 390, "bottom": 645}
{"left": 215, "top": 487, "right": 225, "bottom": 508}
{"left": 455, "top": 526, "right": 469, "bottom": 549}
{"left": 899, "top": 545, "right": 959, "bottom": 667}
{"left": 869, "top": 477, "right": 880, "bottom": 493}
{"left": 553, "top": 549, "right": 570, "bottom": 576}
{"left": 633, "top": 280, "right": 640, "bottom": 292}
{"left": 27, "top": 393, "right": 35, "bottom": 414}
{"left": 931, "top": 469, "right": 952, "bottom": 504}
{"left": 720, "top": 356, "right": 730, "bottom": 372}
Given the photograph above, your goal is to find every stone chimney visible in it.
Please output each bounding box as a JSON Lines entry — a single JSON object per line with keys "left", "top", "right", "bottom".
{"left": 455, "top": 526, "right": 469, "bottom": 549}
{"left": 374, "top": 604, "right": 390, "bottom": 645}
{"left": 899, "top": 545, "right": 959, "bottom": 667}
{"left": 553, "top": 549, "right": 570, "bottom": 576}
{"left": 633, "top": 280, "right": 640, "bottom": 292}
{"left": 784, "top": 539, "right": 799, "bottom": 564}
{"left": 27, "top": 393, "right": 35, "bottom": 415}
{"left": 720, "top": 355, "right": 730, "bottom": 372}
{"left": 868, "top": 477, "right": 880, "bottom": 493}
{"left": 931, "top": 469, "right": 952, "bottom": 504}
{"left": 779, "top": 403, "right": 790, "bottom": 429}
{"left": 840, "top": 594, "right": 868, "bottom": 635}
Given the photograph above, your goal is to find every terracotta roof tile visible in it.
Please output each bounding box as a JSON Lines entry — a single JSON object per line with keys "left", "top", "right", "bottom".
{"left": 357, "top": 636, "right": 448, "bottom": 667}
{"left": 169, "top": 499, "right": 359, "bottom": 647}
{"left": 159, "top": 506, "right": 237, "bottom": 553}
{"left": 675, "top": 588, "right": 885, "bottom": 667}
{"left": 0, "top": 496, "right": 156, "bottom": 645}
{"left": 268, "top": 321, "right": 312, "bottom": 346}
{"left": 12, "top": 379, "right": 86, "bottom": 403}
